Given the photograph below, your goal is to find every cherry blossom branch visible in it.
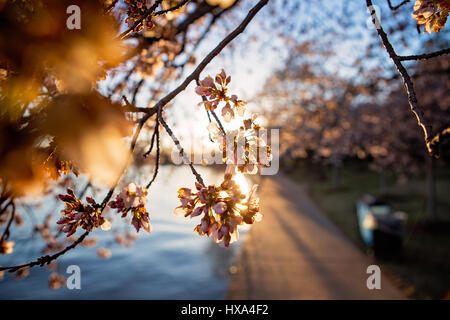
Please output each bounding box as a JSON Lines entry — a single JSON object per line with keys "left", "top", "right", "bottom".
{"left": 0, "top": 120, "right": 147, "bottom": 273}
{"left": 120, "top": 1, "right": 241, "bottom": 74}
{"left": 366, "top": 0, "right": 440, "bottom": 157}
{"left": 387, "top": 0, "right": 410, "bottom": 10}
{"left": 398, "top": 48, "right": 450, "bottom": 61}
{"left": 119, "top": 0, "right": 163, "bottom": 39}
{"left": 142, "top": 0, "right": 269, "bottom": 122}
{"left": 0, "top": 0, "right": 270, "bottom": 272}
{"left": 138, "top": 0, "right": 269, "bottom": 186}
{"left": 1, "top": 231, "right": 89, "bottom": 273}
{"left": 129, "top": 0, "right": 268, "bottom": 186}
{"left": 51, "top": 181, "right": 92, "bottom": 239}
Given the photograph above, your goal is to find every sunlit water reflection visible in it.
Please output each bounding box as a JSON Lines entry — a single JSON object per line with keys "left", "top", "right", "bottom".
{"left": 0, "top": 166, "right": 248, "bottom": 299}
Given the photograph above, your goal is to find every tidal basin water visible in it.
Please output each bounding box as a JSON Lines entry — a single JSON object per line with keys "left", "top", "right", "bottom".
{"left": 0, "top": 166, "right": 248, "bottom": 299}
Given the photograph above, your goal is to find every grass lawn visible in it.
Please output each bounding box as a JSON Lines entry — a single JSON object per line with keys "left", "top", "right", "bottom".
{"left": 288, "top": 162, "right": 450, "bottom": 299}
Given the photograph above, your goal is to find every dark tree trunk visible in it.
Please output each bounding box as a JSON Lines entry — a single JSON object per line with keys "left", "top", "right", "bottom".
{"left": 331, "top": 163, "right": 341, "bottom": 189}
{"left": 427, "top": 156, "right": 437, "bottom": 220}
{"left": 379, "top": 170, "right": 386, "bottom": 195}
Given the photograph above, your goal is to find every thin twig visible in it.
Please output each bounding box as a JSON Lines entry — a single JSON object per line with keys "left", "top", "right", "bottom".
{"left": 209, "top": 109, "right": 226, "bottom": 136}
{"left": 154, "top": 0, "right": 191, "bottom": 16}
{"left": 387, "top": 0, "right": 410, "bottom": 10}
{"left": 0, "top": 201, "right": 15, "bottom": 242}
{"left": 398, "top": 48, "right": 450, "bottom": 61}
{"left": 145, "top": 128, "right": 160, "bottom": 189}
{"left": 132, "top": 79, "right": 145, "bottom": 106}
{"left": 146, "top": 110, "right": 161, "bottom": 189}
{"left": 204, "top": 108, "right": 215, "bottom": 143}
{"left": 144, "top": 121, "right": 159, "bottom": 158}
{"left": 159, "top": 112, "right": 205, "bottom": 186}
{"left": 196, "top": 78, "right": 227, "bottom": 136}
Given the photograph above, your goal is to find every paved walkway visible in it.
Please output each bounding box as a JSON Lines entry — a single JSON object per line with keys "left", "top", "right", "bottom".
{"left": 226, "top": 174, "right": 404, "bottom": 299}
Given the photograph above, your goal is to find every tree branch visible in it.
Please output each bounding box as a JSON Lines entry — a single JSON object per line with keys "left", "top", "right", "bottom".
{"left": 366, "top": 0, "right": 439, "bottom": 157}
{"left": 104, "top": 0, "right": 119, "bottom": 14}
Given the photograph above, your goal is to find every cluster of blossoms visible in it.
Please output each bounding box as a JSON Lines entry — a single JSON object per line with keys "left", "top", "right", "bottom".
{"left": 197, "top": 70, "right": 272, "bottom": 174}
{"left": 48, "top": 272, "right": 66, "bottom": 289}
{"left": 114, "top": 231, "right": 138, "bottom": 247}
{"left": 54, "top": 160, "right": 78, "bottom": 178}
{"left": 81, "top": 236, "right": 98, "bottom": 248}
{"left": 57, "top": 189, "right": 110, "bottom": 237}
{"left": 125, "top": 0, "right": 155, "bottom": 32}
{"left": 33, "top": 213, "right": 65, "bottom": 254}
{"left": 174, "top": 174, "right": 262, "bottom": 247}
{"left": 46, "top": 156, "right": 79, "bottom": 181}
{"left": 14, "top": 268, "right": 29, "bottom": 280}
{"left": 97, "top": 248, "right": 112, "bottom": 259}
{"left": 195, "top": 69, "right": 247, "bottom": 122}
{"left": 109, "top": 183, "right": 151, "bottom": 233}
{"left": 412, "top": 0, "right": 449, "bottom": 33}
{"left": 208, "top": 114, "right": 272, "bottom": 174}
{"left": 0, "top": 239, "right": 14, "bottom": 255}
